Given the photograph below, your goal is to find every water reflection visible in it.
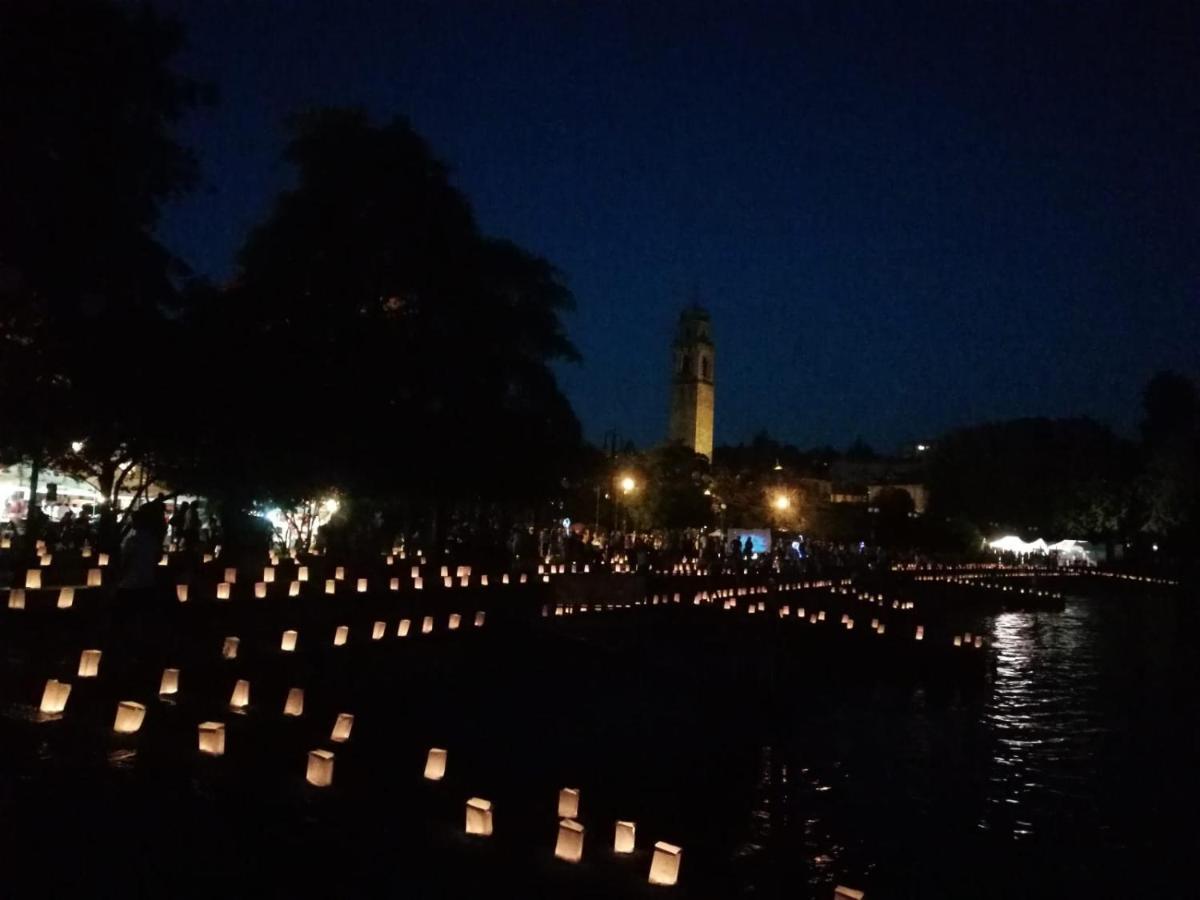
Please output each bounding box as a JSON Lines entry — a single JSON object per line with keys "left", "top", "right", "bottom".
{"left": 984, "top": 603, "right": 1104, "bottom": 840}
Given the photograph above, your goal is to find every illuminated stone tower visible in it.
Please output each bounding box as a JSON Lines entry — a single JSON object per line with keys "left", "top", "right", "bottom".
{"left": 667, "top": 305, "right": 715, "bottom": 459}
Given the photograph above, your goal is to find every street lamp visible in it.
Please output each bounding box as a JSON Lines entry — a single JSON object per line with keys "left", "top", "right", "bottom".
{"left": 772, "top": 494, "right": 790, "bottom": 511}
{"left": 620, "top": 475, "right": 636, "bottom": 495}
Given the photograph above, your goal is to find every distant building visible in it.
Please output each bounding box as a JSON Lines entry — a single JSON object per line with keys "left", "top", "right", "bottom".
{"left": 667, "top": 305, "right": 715, "bottom": 459}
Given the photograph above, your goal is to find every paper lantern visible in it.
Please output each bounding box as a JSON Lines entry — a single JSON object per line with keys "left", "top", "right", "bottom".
{"left": 216, "top": 582, "right": 231, "bottom": 601}
{"left": 222, "top": 637, "right": 240, "bottom": 660}
{"left": 481, "top": 575, "right": 489, "bottom": 587}
{"left": 330, "top": 712, "right": 354, "bottom": 742}
{"left": 915, "top": 626, "right": 924, "bottom": 641}
{"left": 334, "top": 625, "right": 349, "bottom": 646}
{"left": 817, "top": 611, "right": 826, "bottom": 621}
{"left": 263, "top": 566, "right": 275, "bottom": 583}
{"left": 614, "top": 820, "right": 636, "bottom": 853}
{"left": 389, "top": 577, "right": 400, "bottom": 591}
{"left": 78, "top": 649, "right": 102, "bottom": 678}
{"left": 411, "top": 566, "right": 421, "bottom": 579}
{"left": 254, "top": 582, "right": 267, "bottom": 599}
{"left": 40, "top": 679, "right": 71, "bottom": 715}
{"left": 298, "top": 566, "right": 309, "bottom": 582}
{"left": 424, "top": 747, "right": 447, "bottom": 781}
{"left": 648, "top": 841, "right": 682, "bottom": 886}
{"left": 41, "top": 552, "right": 53, "bottom": 567}
{"left": 421, "top": 616, "right": 433, "bottom": 634}
{"left": 284, "top": 687, "right": 305, "bottom": 716}
{"left": 397, "top": 618, "right": 411, "bottom": 637}
{"left": 56, "top": 587, "right": 74, "bottom": 609}
{"left": 465, "top": 797, "right": 493, "bottom": 836}
{"left": 448, "top": 613, "right": 461, "bottom": 630}
{"left": 198, "top": 721, "right": 225, "bottom": 756}
{"left": 158, "top": 554, "right": 168, "bottom": 567}
{"left": 325, "top": 579, "right": 336, "bottom": 595}
{"left": 24, "top": 570, "right": 41, "bottom": 590}
{"left": 202, "top": 552, "right": 213, "bottom": 563}
{"left": 974, "top": 636, "right": 983, "bottom": 648}
{"left": 833, "top": 888, "right": 865, "bottom": 900}
{"left": 440, "top": 566, "right": 449, "bottom": 578}
{"left": 386, "top": 554, "right": 394, "bottom": 565}
{"left": 558, "top": 787, "right": 580, "bottom": 818}
{"left": 159, "top": 668, "right": 180, "bottom": 696}
{"left": 281, "top": 629, "right": 298, "bottom": 652}
{"left": 474, "top": 611, "right": 486, "bottom": 627}
{"left": 443, "top": 577, "right": 453, "bottom": 589}
{"left": 871, "top": 618, "right": 879, "bottom": 630}
{"left": 357, "top": 578, "right": 368, "bottom": 593}
{"left": 877, "top": 624, "right": 886, "bottom": 635}
{"left": 502, "top": 573, "right": 510, "bottom": 585}
{"left": 306, "top": 749, "right": 334, "bottom": 787}
{"left": 520, "top": 573, "right": 528, "bottom": 584}
{"left": 7, "top": 588, "right": 24, "bottom": 610}
{"left": 0, "top": 534, "right": 8, "bottom": 548}
{"left": 414, "top": 577, "right": 424, "bottom": 590}
{"left": 176, "top": 584, "right": 189, "bottom": 602}
{"left": 954, "top": 635, "right": 963, "bottom": 647}
{"left": 87, "top": 569, "right": 103, "bottom": 587}
{"left": 98, "top": 553, "right": 110, "bottom": 567}
{"left": 372, "top": 621, "right": 386, "bottom": 640}
{"left": 113, "top": 701, "right": 146, "bottom": 734}
{"left": 555, "top": 819, "right": 584, "bottom": 863}
{"left": 335, "top": 566, "right": 346, "bottom": 581}
{"left": 223, "top": 567, "right": 237, "bottom": 583}
{"left": 798, "top": 607, "right": 805, "bottom": 618}
{"left": 229, "top": 679, "right": 250, "bottom": 709}
{"left": 289, "top": 580, "right": 301, "bottom": 597}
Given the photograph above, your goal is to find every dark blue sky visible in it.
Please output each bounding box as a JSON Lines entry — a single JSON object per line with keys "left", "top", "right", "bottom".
{"left": 155, "top": 0, "right": 1199, "bottom": 451}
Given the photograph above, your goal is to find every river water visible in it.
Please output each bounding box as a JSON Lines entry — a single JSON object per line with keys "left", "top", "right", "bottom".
{"left": 753, "top": 588, "right": 1199, "bottom": 898}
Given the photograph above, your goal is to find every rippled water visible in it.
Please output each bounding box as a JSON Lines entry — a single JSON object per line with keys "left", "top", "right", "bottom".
{"left": 756, "top": 589, "right": 1200, "bottom": 898}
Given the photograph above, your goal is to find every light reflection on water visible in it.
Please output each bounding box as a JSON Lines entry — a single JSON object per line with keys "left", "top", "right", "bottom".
{"left": 983, "top": 603, "right": 1104, "bottom": 841}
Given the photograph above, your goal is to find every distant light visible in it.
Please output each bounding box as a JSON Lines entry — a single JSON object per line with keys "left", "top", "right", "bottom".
{"left": 620, "top": 476, "right": 636, "bottom": 494}
{"left": 71, "top": 441, "right": 85, "bottom": 453}
{"left": 916, "top": 443, "right": 929, "bottom": 452}
{"left": 773, "top": 461, "right": 783, "bottom": 471}
{"left": 321, "top": 497, "right": 339, "bottom": 514}
{"left": 772, "top": 494, "right": 790, "bottom": 511}
{"left": 703, "top": 488, "right": 711, "bottom": 496}
{"left": 1152, "top": 543, "right": 1159, "bottom": 552}
{"left": 562, "top": 518, "right": 571, "bottom": 528}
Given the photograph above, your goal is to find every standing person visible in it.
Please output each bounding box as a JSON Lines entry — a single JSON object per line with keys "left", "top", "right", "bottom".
{"left": 168, "top": 501, "right": 188, "bottom": 546}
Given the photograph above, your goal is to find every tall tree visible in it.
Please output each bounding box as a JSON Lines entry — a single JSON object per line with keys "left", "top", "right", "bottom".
{"left": 0, "top": 0, "right": 207, "bottom": 514}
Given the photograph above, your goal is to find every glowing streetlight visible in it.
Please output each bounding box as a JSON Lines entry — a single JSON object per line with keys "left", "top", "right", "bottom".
{"left": 71, "top": 441, "right": 85, "bottom": 453}
{"left": 772, "top": 494, "right": 790, "bottom": 511}
{"left": 620, "top": 475, "right": 636, "bottom": 494}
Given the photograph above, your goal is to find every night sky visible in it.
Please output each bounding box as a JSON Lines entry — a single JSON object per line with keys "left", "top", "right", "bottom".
{"left": 155, "top": 0, "right": 1199, "bottom": 452}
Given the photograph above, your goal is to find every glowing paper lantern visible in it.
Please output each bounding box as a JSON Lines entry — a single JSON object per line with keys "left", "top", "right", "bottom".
{"left": 289, "top": 580, "right": 301, "bottom": 597}
{"left": 255, "top": 582, "right": 267, "bottom": 599}
{"left": 176, "top": 584, "right": 189, "bottom": 603}
{"left": 56, "top": 587, "right": 74, "bottom": 609}
{"left": 334, "top": 625, "right": 348, "bottom": 646}
{"left": 335, "top": 566, "right": 345, "bottom": 581}
{"left": 284, "top": 688, "right": 304, "bottom": 716}
{"left": 372, "top": 621, "right": 386, "bottom": 640}
{"left": 440, "top": 566, "right": 449, "bottom": 578}
{"left": 78, "top": 649, "right": 102, "bottom": 678}
{"left": 414, "top": 577, "right": 424, "bottom": 591}
{"left": 481, "top": 575, "right": 489, "bottom": 587}
{"left": 877, "top": 624, "right": 886, "bottom": 635}
{"left": 224, "top": 567, "right": 237, "bottom": 583}
{"left": 87, "top": 569, "right": 103, "bottom": 587}
{"left": 113, "top": 701, "right": 146, "bottom": 734}
{"left": 974, "top": 636, "right": 983, "bottom": 648}
{"left": 954, "top": 635, "right": 963, "bottom": 647}
{"left": 443, "top": 577, "right": 453, "bottom": 589}
{"left": 229, "top": 679, "right": 250, "bottom": 709}
{"left": 411, "top": 566, "right": 421, "bottom": 579}
{"left": 25, "top": 570, "right": 41, "bottom": 590}
{"left": 424, "top": 747, "right": 447, "bottom": 781}
{"left": 298, "top": 566, "right": 309, "bottom": 582}
{"left": 306, "top": 749, "right": 334, "bottom": 787}
{"left": 648, "top": 841, "right": 682, "bottom": 886}
{"left": 263, "top": 566, "right": 275, "bottom": 583}
{"left": 555, "top": 819, "right": 585, "bottom": 863}
{"left": 558, "top": 787, "right": 580, "bottom": 819}
{"left": 448, "top": 613, "right": 461, "bottom": 630}
{"left": 915, "top": 626, "right": 924, "bottom": 641}
{"left": 389, "top": 577, "right": 400, "bottom": 591}
{"left": 216, "top": 582, "right": 231, "bottom": 601}
{"left": 198, "top": 722, "right": 225, "bottom": 756}
{"left": 817, "top": 611, "right": 826, "bottom": 621}
{"left": 8, "top": 588, "right": 24, "bottom": 609}
{"left": 465, "top": 797, "right": 493, "bottom": 836}
{"left": 474, "top": 611, "right": 486, "bottom": 627}
{"left": 502, "top": 574, "right": 510, "bottom": 585}
{"left": 357, "top": 578, "right": 368, "bottom": 593}
{"left": 421, "top": 616, "right": 433, "bottom": 634}
{"left": 98, "top": 553, "right": 110, "bottom": 567}
{"left": 222, "top": 637, "right": 240, "bottom": 660}
{"left": 41, "top": 553, "right": 53, "bottom": 567}
{"left": 397, "top": 618, "right": 411, "bottom": 637}
{"left": 834, "top": 888, "right": 865, "bottom": 900}
{"left": 330, "top": 713, "right": 354, "bottom": 742}
{"left": 281, "top": 630, "right": 298, "bottom": 652}
{"left": 40, "top": 679, "right": 71, "bottom": 715}
{"left": 614, "top": 820, "right": 636, "bottom": 854}
{"left": 325, "top": 579, "right": 336, "bottom": 595}
{"left": 159, "top": 668, "right": 179, "bottom": 696}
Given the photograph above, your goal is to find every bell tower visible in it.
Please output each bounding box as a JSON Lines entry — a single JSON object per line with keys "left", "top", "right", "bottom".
{"left": 667, "top": 305, "right": 715, "bottom": 459}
